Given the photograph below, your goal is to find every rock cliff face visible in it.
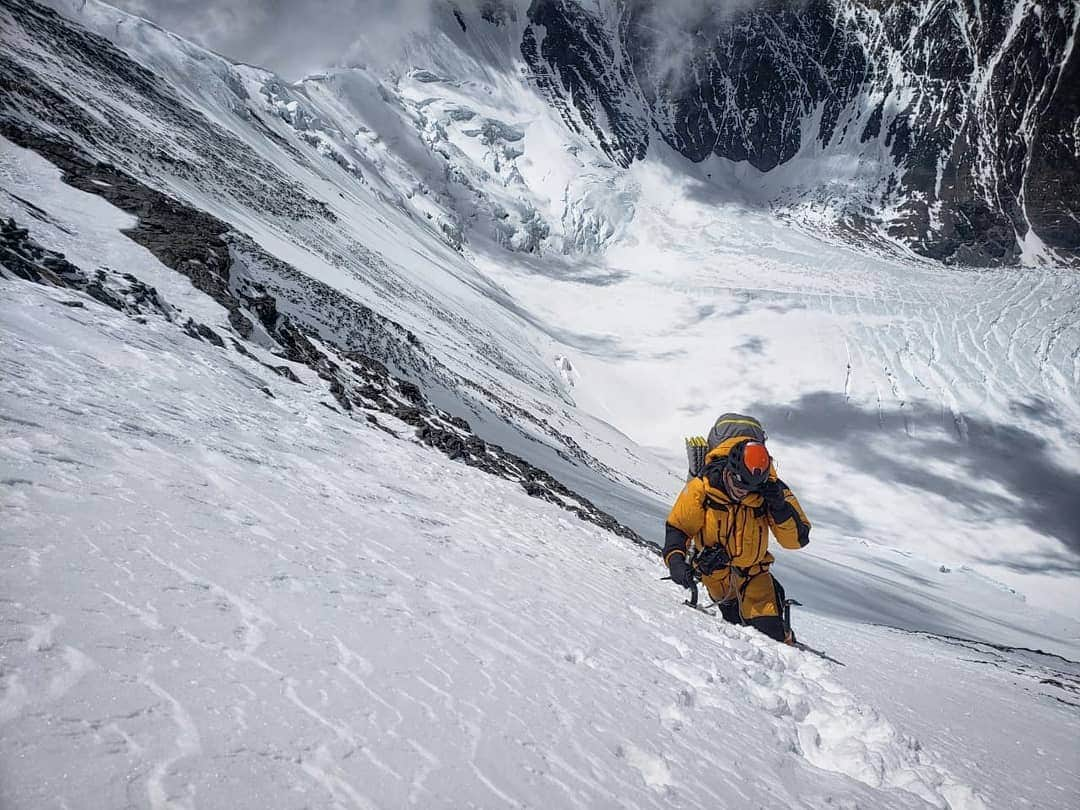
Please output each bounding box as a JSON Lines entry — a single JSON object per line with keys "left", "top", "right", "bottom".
{"left": 625, "top": 0, "right": 867, "bottom": 173}
{"left": 522, "top": 0, "right": 1080, "bottom": 266}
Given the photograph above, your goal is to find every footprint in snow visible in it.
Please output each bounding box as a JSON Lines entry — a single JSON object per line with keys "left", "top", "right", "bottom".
{"left": 616, "top": 742, "right": 674, "bottom": 792}
{"left": 710, "top": 625, "right": 986, "bottom": 809}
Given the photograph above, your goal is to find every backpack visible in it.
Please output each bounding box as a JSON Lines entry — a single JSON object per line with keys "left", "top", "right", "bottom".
{"left": 685, "top": 413, "right": 768, "bottom": 479}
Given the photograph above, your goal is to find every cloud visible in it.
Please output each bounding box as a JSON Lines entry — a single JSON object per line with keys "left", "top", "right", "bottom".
{"left": 625, "top": 0, "right": 769, "bottom": 93}
{"left": 749, "top": 391, "right": 1080, "bottom": 563}
{"left": 101, "top": 0, "right": 443, "bottom": 79}
{"left": 85, "top": 0, "right": 772, "bottom": 87}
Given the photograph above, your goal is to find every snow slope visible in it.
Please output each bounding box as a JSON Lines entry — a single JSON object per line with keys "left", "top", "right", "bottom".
{"left": 3, "top": 0, "right": 1075, "bottom": 613}
{"left": 3, "top": 239, "right": 1075, "bottom": 810}
{"left": 1, "top": 2, "right": 1080, "bottom": 806}
{"left": 2, "top": 123, "right": 1079, "bottom": 810}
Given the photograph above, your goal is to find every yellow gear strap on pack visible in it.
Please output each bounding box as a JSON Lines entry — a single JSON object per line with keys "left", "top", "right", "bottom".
{"left": 684, "top": 435, "right": 707, "bottom": 447}
{"left": 713, "top": 417, "right": 763, "bottom": 430}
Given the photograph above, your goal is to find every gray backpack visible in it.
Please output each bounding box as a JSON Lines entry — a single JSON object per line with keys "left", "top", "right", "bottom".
{"left": 685, "top": 413, "right": 768, "bottom": 478}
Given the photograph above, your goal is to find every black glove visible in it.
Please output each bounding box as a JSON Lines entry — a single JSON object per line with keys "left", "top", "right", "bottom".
{"left": 759, "top": 479, "right": 795, "bottom": 523}
{"left": 668, "top": 552, "right": 693, "bottom": 588}
{"left": 758, "top": 479, "right": 785, "bottom": 507}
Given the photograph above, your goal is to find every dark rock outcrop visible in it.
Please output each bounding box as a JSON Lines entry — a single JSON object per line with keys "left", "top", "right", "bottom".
{"left": 625, "top": 0, "right": 866, "bottom": 172}
{"left": 1, "top": 216, "right": 176, "bottom": 320}
{"left": 522, "top": 0, "right": 649, "bottom": 168}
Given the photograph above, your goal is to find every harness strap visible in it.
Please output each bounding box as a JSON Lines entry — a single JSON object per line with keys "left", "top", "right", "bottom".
{"left": 702, "top": 494, "right": 728, "bottom": 512}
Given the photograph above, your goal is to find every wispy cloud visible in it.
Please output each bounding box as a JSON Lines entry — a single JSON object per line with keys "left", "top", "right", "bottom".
{"left": 89, "top": 0, "right": 444, "bottom": 79}
{"left": 63, "top": 0, "right": 770, "bottom": 85}
{"left": 626, "top": 0, "right": 766, "bottom": 92}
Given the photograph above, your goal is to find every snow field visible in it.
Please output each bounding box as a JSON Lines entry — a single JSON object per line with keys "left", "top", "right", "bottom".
{"left": 1, "top": 277, "right": 998, "bottom": 809}
{"left": 473, "top": 151, "right": 1080, "bottom": 613}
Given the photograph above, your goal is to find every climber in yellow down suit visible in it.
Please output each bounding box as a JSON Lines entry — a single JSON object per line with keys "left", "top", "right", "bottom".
{"left": 665, "top": 416, "right": 811, "bottom": 643}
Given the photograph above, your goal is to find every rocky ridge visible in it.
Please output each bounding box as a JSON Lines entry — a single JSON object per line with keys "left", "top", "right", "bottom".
{"left": 0, "top": 126, "right": 646, "bottom": 547}
{"left": 2, "top": 0, "right": 657, "bottom": 483}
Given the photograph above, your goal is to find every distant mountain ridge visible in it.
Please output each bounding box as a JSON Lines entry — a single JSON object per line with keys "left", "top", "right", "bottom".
{"left": 520, "top": 0, "right": 1080, "bottom": 266}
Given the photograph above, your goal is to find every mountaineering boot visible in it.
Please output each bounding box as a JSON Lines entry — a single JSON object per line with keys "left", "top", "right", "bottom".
{"left": 747, "top": 615, "right": 787, "bottom": 643}
{"left": 717, "top": 599, "right": 742, "bottom": 625}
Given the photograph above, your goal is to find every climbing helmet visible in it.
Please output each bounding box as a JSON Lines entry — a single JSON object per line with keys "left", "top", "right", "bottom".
{"left": 727, "top": 440, "right": 770, "bottom": 490}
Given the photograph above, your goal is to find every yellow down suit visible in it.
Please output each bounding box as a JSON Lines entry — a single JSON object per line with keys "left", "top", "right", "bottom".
{"left": 664, "top": 437, "right": 810, "bottom": 640}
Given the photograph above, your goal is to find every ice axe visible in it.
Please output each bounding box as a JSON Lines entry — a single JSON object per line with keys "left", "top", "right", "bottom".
{"left": 660, "top": 575, "right": 717, "bottom": 614}
{"left": 783, "top": 597, "right": 801, "bottom": 631}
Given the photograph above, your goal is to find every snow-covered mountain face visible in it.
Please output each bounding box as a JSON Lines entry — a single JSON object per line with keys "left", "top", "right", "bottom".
{"left": 0, "top": 0, "right": 685, "bottom": 537}
{"left": 2, "top": 2, "right": 1080, "bottom": 807}
{"left": 3, "top": 0, "right": 1080, "bottom": 610}
{"left": 522, "top": 0, "right": 1080, "bottom": 266}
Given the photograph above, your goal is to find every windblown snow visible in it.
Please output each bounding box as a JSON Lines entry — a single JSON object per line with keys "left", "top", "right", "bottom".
{"left": 2, "top": 0, "right": 1079, "bottom": 808}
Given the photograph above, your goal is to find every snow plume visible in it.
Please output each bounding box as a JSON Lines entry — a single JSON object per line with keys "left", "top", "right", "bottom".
{"left": 53, "top": 0, "right": 451, "bottom": 79}
{"left": 626, "top": 0, "right": 771, "bottom": 92}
